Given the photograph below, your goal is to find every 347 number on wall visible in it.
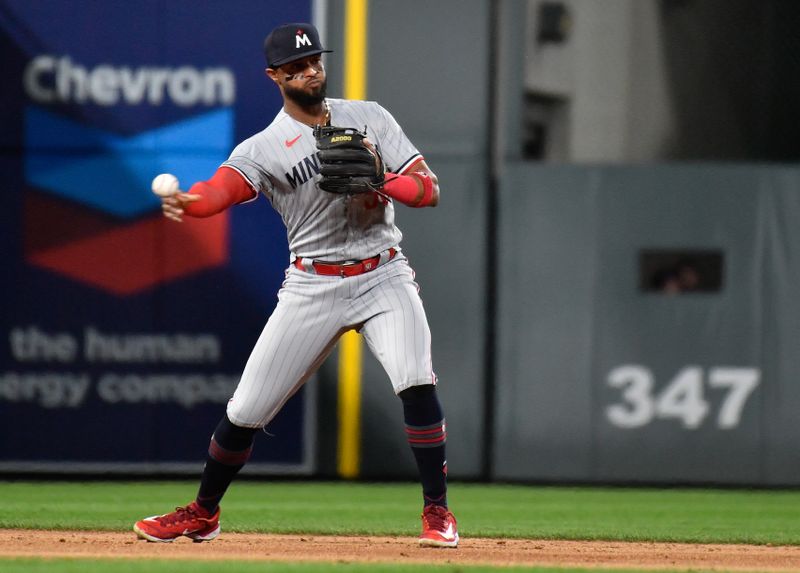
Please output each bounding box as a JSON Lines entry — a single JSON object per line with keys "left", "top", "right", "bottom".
{"left": 606, "top": 366, "right": 760, "bottom": 430}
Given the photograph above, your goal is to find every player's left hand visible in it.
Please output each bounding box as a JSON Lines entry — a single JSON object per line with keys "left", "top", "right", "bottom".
{"left": 161, "top": 192, "right": 201, "bottom": 222}
{"left": 314, "top": 125, "right": 385, "bottom": 194}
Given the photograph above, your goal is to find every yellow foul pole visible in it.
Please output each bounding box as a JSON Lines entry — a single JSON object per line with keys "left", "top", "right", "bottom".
{"left": 337, "top": 0, "right": 368, "bottom": 479}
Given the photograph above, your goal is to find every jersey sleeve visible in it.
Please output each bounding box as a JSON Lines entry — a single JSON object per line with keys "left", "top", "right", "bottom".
{"left": 221, "top": 138, "right": 275, "bottom": 196}
{"left": 373, "top": 103, "right": 423, "bottom": 174}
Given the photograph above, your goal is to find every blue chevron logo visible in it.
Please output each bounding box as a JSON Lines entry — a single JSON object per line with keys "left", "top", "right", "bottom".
{"left": 24, "top": 106, "right": 233, "bottom": 219}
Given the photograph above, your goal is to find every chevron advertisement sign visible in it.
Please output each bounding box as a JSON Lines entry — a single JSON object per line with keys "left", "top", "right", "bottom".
{"left": 0, "top": 1, "right": 314, "bottom": 473}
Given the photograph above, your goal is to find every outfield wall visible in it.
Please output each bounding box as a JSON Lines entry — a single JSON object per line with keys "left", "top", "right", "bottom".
{"left": 493, "top": 163, "right": 800, "bottom": 485}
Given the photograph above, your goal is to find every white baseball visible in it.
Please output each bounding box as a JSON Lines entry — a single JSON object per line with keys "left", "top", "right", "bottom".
{"left": 151, "top": 173, "right": 180, "bottom": 197}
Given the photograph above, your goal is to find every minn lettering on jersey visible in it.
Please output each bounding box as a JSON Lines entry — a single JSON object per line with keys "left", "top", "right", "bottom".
{"left": 285, "top": 153, "right": 320, "bottom": 189}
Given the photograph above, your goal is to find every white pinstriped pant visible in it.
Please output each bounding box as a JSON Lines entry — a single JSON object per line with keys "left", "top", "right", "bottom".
{"left": 226, "top": 254, "right": 437, "bottom": 428}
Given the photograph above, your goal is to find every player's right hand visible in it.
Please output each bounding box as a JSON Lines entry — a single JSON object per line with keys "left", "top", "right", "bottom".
{"left": 161, "top": 192, "right": 201, "bottom": 223}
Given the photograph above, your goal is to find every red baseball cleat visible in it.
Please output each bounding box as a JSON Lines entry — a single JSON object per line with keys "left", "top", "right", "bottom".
{"left": 419, "top": 504, "right": 459, "bottom": 548}
{"left": 133, "top": 502, "right": 220, "bottom": 543}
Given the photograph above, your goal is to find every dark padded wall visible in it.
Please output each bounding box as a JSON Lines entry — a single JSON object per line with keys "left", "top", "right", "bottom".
{"left": 496, "top": 164, "right": 800, "bottom": 485}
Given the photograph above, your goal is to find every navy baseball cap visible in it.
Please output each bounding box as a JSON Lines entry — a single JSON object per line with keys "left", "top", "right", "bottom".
{"left": 264, "top": 23, "right": 332, "bottom": 68}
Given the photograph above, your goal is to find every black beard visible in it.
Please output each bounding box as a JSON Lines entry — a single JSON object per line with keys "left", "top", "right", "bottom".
{"left": 284, "top": 79, "right": 327, "bottom": 108}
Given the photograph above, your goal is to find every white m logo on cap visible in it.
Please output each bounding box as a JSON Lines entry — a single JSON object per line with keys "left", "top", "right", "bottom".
{"left": 296, "top": 33, "right": 311, "bottom": 48}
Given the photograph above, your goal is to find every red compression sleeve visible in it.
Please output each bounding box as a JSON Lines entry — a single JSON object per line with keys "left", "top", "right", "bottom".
{"left": 183, "top": 167, "right": 256, "bottom": 218}
{"left": 381, "top": 171, "right": 435, "bottom": 207}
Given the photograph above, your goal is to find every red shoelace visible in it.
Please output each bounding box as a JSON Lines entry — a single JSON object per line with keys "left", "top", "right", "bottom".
{"left": 422, "top": 505, "right": 451, "bottom": 530}
{"left": 157, "top": 504, "right": 206, "bottom": 526}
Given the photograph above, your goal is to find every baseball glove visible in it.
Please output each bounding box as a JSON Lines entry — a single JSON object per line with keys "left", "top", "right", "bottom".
{"left": 314, "top": 125, "right": 385, "bottom": 194}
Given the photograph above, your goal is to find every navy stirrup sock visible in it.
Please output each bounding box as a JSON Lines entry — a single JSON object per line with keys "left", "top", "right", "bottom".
{"left": 196, "top": 415, "right": 258, "bottom": 514}
{"left": 399, "top": 384, "right": 448, "bottom": 508}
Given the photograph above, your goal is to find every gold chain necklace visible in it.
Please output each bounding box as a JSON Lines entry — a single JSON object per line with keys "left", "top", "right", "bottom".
{"left": 304, "top": 101, "right": 329, "bottom": 128}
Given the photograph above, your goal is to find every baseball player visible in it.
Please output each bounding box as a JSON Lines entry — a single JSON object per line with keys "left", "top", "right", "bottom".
{"left": 133, "top": 23, "right": 458, "bottom": 548}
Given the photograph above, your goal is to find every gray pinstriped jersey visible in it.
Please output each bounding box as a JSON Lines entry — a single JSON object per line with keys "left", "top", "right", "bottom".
{"left": 222, "top": 98, "right": 422, "bottom": 261}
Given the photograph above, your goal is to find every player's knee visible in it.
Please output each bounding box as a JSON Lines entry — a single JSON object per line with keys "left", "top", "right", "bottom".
{"left": 398, "top": 383, "right": 437, "bottom": 406}
{"left": 399, "top": 384, "right": 443, "bottom": 425}
{"left": 214, "top": 414, "right": 259, "bottom": 448}
{"left": 208, "top": 414, "right": 259, "bottom": 466}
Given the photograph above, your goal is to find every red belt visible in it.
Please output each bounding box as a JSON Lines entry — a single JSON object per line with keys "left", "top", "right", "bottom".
{"left": 293, "top": 248, "right": 397, "bottom": 277}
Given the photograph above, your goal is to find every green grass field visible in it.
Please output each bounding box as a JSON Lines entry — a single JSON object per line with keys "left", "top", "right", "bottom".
{"left": 1, "top": 480, "right": 799, "bottom": 572}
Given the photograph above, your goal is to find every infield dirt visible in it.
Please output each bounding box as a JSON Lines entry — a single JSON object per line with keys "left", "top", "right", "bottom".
{"left": 2, "top": 529, "right": 800, "bottom": 571}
